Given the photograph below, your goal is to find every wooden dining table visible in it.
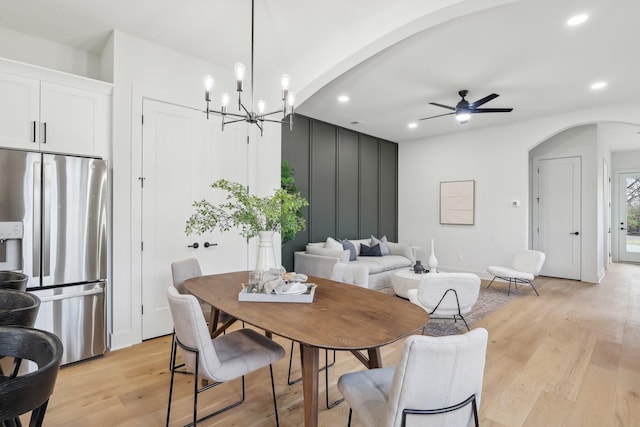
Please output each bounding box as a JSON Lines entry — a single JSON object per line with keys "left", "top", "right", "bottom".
{"left": 184, "top": 271, "right": 429, "bottom": 427}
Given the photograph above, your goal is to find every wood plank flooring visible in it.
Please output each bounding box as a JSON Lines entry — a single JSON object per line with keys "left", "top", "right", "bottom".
{"left": 39, "top": 263, "right": 640, "bottom": 426}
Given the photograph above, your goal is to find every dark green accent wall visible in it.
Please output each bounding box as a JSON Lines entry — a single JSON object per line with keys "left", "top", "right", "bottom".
{"left": 281, "top": 115, "right": 398, "bottom": 271}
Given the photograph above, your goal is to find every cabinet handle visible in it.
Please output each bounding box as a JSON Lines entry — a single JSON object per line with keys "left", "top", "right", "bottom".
{"left": 32, "top": 121, "right": 36, "bottom": 143}
{"left": 43, "top": 122, "right": 47, "bottom": 144}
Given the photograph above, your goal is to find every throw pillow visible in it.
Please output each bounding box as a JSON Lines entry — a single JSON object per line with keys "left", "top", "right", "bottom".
{"left": 370, "top": 235, "right": 390, "bottom": 256}
{"left": 360, "top": 243, "right": 382, "bottom": 257}
{"left": 325, "top": 237, "right": 343, "bottom": 251}
{"left": 341, "top": 239, "right": 357, "bottom": 261}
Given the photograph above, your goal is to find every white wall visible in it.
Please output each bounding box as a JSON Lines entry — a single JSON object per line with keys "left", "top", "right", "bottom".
{"left": 109, "top": 30, "right": 281, "bottom": 350}
{"left": 530, "top": 125, "right": 599, "bottom": 281}
{"left": 398, "top": 102, "right": 640, "bottom": 283}
{"left": 0, "top": 26, "right": 102, "bottom": 80}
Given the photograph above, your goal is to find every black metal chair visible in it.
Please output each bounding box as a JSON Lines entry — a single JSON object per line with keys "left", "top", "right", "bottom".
{"left": 0, "top": 272, "right": 29, "bottom": 292}
{"left": 0, "top": 326, "right": 63, "bottom": 427}
{"left": 0, "top": 289, "right": 41, "bottom": 328}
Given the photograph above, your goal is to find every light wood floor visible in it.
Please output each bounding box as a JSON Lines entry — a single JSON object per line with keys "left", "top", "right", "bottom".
{"left": 39, "top": 263, "right": 640, "bottom": 426}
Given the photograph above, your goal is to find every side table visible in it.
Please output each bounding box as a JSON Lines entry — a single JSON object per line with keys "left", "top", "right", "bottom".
{"left": 392, "top": 269, "right": 431, "bottom": 299}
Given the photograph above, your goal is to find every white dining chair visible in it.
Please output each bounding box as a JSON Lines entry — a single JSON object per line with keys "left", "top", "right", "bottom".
{"left": 166, "top": 286, "right": 285, "bottom": 426}
{"left": 338, "top": 328, "right": 488, "bottom": 427}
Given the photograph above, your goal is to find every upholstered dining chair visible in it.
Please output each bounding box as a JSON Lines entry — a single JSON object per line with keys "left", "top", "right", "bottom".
{"left": 338, "top": 328, "right": 488, "bottom": 427}
{"left": 0, "top": 326, "right": 63, "bottom": 427}
{"left": 166, "top": 286, "right": 285, "bottom": 426}
{"left": 486, "top": 250, "right": 545, "bottom": 296}
{"left": 407, "top": 272, "right": 481, "bottom": 331}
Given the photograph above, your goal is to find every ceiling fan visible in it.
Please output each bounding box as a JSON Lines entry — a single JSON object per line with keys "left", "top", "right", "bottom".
{"left": 419, "top": 90, "right": 513, "bottom": 124}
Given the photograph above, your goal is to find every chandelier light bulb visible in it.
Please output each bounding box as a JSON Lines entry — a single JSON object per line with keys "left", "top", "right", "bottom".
{"left": 221, "top": 93, "right": 230, "bottom": 107}
{"left": 234, "top": 63, "right": 246, "bottom": 82}
{"left": 280, "top": 74, "right": 291, "bottom": 91}
{"left": 257, "top": 99, "right": 266, "bottom": 114}
{"left": 203, "top": 74, "right": 215, "bottom": 92}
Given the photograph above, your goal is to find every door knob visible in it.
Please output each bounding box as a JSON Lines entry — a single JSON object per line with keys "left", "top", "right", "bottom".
{"left": 187, "top": 242, "right": 199, "bottom": 249}
{"left": 204, "top": 242, "right": 218, "bottom": 248}
{"left": 569, "top": 231, "right": 580, "bottom": 235}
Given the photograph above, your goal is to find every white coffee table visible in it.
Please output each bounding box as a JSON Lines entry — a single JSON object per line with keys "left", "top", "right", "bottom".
{"left": 392, "top": 269, "right": 431, "bottom": 298}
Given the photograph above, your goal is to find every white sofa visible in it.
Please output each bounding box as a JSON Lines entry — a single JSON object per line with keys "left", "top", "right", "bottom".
{"left": 293, "top": 237, "right": 414, "bottom": 291}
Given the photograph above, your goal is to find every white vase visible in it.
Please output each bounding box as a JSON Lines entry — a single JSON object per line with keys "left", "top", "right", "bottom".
{"left": 255, "top": 230, "right": 277, "bottom": 272}
{"left": 428, "top": 238, "right": 438, "bottom": 272}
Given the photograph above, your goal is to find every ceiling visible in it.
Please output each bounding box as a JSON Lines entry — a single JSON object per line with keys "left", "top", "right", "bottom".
{"left": 1, "top": 0, "right": 639, "bottom": 148}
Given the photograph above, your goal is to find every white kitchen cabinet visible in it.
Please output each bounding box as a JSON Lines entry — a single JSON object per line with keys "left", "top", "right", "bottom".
{"left": 0, "top": 61, "right": 111, "bottom": 158}
{"left": 40, "top": 82, "right": 110, "bottom": 157}
{"left": 0, "top": 71, "right": 40, "bottom": 150}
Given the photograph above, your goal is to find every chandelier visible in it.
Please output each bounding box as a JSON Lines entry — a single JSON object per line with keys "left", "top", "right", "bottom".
{"left": 203, "top": 0, "right": 294, "bottom": 135}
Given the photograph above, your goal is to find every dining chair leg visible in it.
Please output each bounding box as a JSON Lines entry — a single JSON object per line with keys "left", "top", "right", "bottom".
{"left": 325, "top": 348, "right": 344, "bottom": 409}
{"left": 269, "top": 364, "right": 280, "bottom": 427}
{"left": 486, "top": 276, "right": 497, "bottom": 289}
{"left": 347, "top": 408, "right": 353, "bottom": 426}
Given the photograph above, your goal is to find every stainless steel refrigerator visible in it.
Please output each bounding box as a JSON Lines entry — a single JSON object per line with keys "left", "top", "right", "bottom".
{"left": 0, "top": 147, "right": 108, "bottom": 365}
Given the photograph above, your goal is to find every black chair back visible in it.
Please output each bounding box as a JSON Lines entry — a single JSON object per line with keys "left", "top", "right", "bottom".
{"left": 0, "top": 326, "right": 63, "bottom": 426}
{"left": 0, "top": 289, "right": 41, "bottom": 327}
{"left": 0, "top": 272, "right": 29, "bottom": 292}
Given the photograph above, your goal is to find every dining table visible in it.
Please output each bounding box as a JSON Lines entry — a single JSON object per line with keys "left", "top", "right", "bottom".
{"left": 184, "top": 271, "right": 429, "bottom": 427}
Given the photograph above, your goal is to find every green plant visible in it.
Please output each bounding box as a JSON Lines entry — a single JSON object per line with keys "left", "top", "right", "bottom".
{"left": 281, "top": 160, "right": 305, "bottom": 242}
{"left": 186, "top": 179, "right": 308, "bottom": 240}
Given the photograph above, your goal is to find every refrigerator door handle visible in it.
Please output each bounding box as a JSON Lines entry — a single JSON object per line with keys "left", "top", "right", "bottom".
{"left": 33, "top": 161, "right": 41, "bottom": 279}
{"left": 42, "top": 162, "right": 52, "bottom": 279}
{"left": 37, "top": 287, "right": 104, "bottom": 302}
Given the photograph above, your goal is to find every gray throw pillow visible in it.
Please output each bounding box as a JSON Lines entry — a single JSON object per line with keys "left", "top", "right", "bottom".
{"left": 360, "top": 243, "right": 382, "bottom": 257}
{"left": 370, "top": 235, "right": 390, "bottom": 256}
{"left": 341, "top": 239, "right": 357, "bottom": 261}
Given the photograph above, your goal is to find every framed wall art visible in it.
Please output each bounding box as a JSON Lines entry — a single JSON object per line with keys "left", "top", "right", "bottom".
{"left": 440, "top": 180, "right": 475, "bottom": 225}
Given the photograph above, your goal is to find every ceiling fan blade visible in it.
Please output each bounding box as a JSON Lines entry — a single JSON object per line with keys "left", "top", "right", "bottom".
{"left": 470, "top": 93, "right": 499, "bottom": 108}
{"left": 428, "top": 102, "right": 456, "bottom": 111}
{"left": 472, "top": 107, "right": 513, "bottom": 113}
{"left": 419, "top": 112, "right": 455, "bottom": 121}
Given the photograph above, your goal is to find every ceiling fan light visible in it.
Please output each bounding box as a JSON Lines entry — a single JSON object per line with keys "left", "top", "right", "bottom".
{"left": 456, "top": 112, "right": 471, "bottom": 122}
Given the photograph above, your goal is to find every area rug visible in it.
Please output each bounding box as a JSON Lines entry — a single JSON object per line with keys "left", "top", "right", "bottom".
{"left": 378, "top": 282, "right": 522, "bottom": 336}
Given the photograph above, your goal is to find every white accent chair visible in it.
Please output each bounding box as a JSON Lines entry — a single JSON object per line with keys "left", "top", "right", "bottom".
{"left": 166, "top": 286, "right": 285, "bottom": 426}
{"left": 486, "top": 250, "right": 545, "bottom": 296}
{"left": 407, "top": 272, "right": 481, "bottom": 331}
{"left": 338, "top": 328, "right": 488, "bottom": 427}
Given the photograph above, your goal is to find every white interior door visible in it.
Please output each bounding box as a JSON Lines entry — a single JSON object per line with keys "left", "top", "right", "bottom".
{"left": 140, "top": 99, "right": 250, "bottom": 340}
{"left": 618, "top": 172, "right": 640, "bottom": 263}
{"left": 534, "top": 156, "right": 581, "bottom": 280}
{"left": 141, "top": 99, "right": 210, "bottom": 340}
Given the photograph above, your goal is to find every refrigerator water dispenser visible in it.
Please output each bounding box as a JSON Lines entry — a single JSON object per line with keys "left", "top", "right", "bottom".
{"left": 0, "top": 221, "right": 23, "bottom": 270}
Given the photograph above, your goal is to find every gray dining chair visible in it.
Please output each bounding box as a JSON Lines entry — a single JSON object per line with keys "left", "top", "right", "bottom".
{"left": 166, "top": 286, "right": 285, "bottom": 426}
{"left": 338, "top": 328, "right": 488, "bottom": 427}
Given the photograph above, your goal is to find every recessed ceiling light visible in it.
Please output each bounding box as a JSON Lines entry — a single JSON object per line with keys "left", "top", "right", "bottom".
{"left": 337, "top": 95, "right": 350, "bottom": 103}
{"left": 408, "top": 122, "right": 417, "bottom": 129}
{"left": 590, "top": 81, "right": 607, "bottom": 90}
{"left": 567, "top": 13, "right": 588, "bottom": 26}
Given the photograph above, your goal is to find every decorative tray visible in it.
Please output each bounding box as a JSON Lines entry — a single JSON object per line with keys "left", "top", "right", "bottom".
{"left": 238, "top": 282, "right": 317, "bottom": 303}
